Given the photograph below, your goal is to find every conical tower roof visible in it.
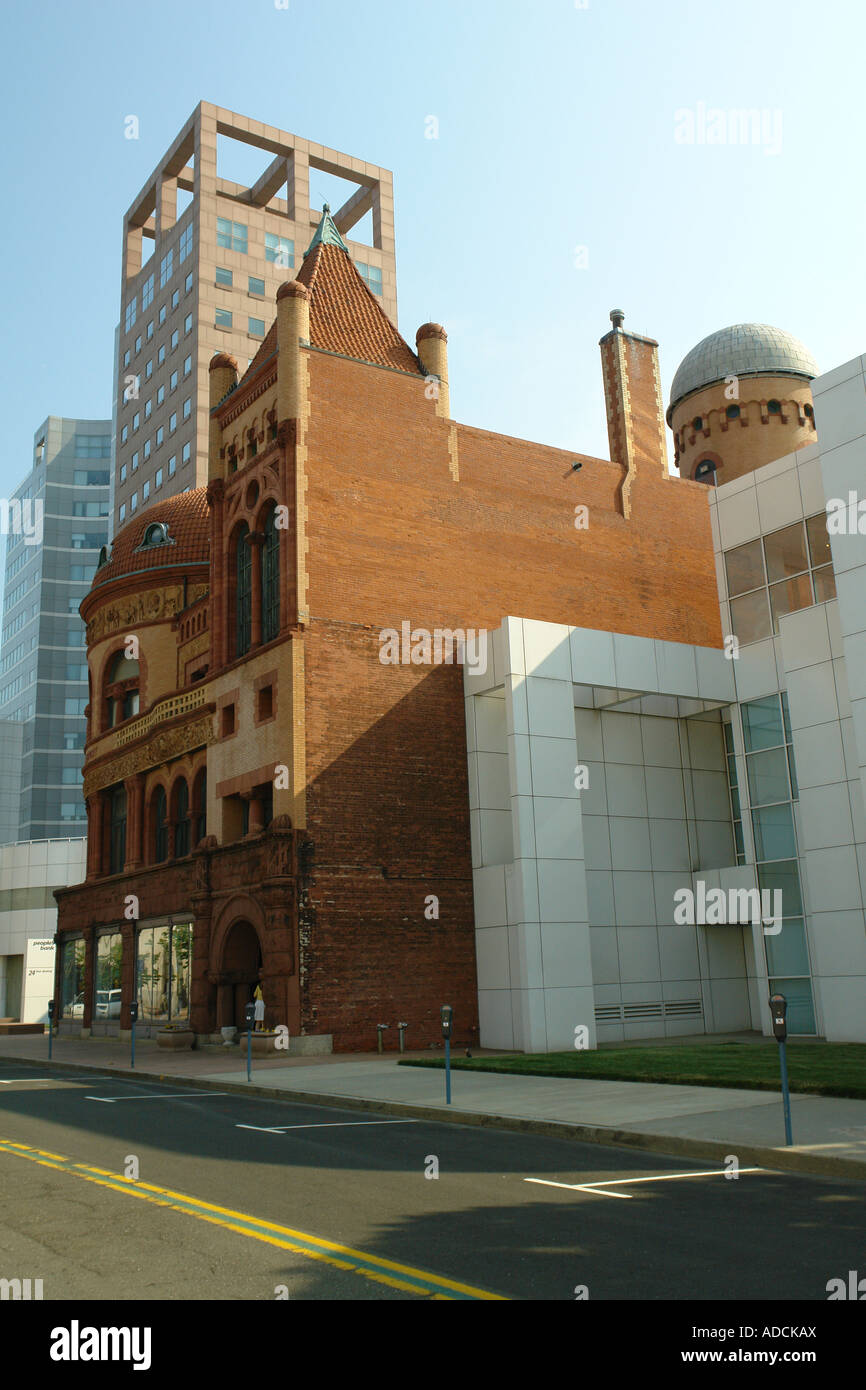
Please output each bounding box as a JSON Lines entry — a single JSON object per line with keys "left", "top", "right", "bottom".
{"left": 239, "top": 205, "right": 423, "bottom": 381}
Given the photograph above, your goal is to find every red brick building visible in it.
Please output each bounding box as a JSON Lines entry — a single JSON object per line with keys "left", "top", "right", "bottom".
{"left": 54, "top": 209, "right": 722, "bottom": 1051}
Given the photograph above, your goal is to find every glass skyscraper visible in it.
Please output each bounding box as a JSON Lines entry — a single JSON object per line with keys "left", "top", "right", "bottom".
{"left": 0, "top": 416, "right": 111, "bottom": 841}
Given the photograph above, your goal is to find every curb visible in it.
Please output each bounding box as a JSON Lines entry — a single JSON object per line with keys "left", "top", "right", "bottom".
{"left": 3, "top": 1052, "right": 866, "bottom": 1181}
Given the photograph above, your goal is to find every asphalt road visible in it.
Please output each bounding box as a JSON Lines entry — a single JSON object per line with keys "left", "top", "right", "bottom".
{"left": 0, "top": 1059, "right": 863, "bottom": 1301}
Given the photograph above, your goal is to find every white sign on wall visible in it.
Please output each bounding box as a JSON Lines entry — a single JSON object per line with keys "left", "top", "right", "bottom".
{"left": 23, "top": 938, "right": 55, "bottom": 1025}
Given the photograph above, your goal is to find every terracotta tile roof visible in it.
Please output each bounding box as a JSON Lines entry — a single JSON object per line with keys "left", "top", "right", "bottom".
{"left": 244, "top": 319, "right": 277, "bottom": 379}
{"left": 237, "top": 241, "right": 423, "bottom": 388}
{"left": 90, "top": 489, "right": 209, "bottom": 590}
{"left": 299, "top": 242, "right": 423, "bottom": 374}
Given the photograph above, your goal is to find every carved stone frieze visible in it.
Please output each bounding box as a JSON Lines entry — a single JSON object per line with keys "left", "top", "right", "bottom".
{"left": 87, "top": 588, "right": 183, "bottom": 644}
{"left": 83, "top": 711, "right": 215, "bottom": 797}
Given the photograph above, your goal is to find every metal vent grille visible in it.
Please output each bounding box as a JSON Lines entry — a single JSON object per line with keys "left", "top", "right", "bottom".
{"left": 663, "top": 999, "right": 703, "bottom": 1017}
{"left": 595, "top": 1006, "right": 622, "bottom": 1023}
{"left": 595, "top": 999, "right": 703, "bottom": 1023}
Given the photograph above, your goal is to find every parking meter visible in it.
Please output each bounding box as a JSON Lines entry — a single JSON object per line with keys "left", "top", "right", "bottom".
{"left": 47, "top": 998, "right": 54, "bottom": 1059}
{"left": 769, "top": 993, "right": 787, "bottom": 1041}
{"left": 441, "top": 1005, "right": 453, "bottom": 1104}
{"left": 768, "top": 993, "right": 793, "bottom": 1145}
{"left": 244, "top": 1002, "right": 255, "bottom": 1082}
{"left": 129, "top": 1000, "right": 138, "bottom": 1068}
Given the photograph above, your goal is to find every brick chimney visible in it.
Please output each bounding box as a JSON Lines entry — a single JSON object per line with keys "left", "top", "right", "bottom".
{"left": 599, "top": 310, "right": 669, "bottom": 517}
{"left": 416, "top": 322, "right": 450, "bottom": 418}
{"left": 208, "top": 352, "right": 238, "bottom": 481}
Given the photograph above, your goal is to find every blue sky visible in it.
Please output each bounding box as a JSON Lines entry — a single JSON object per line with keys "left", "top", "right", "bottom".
{"left": 1, "top": 0, "right": 863, "bottom": 499}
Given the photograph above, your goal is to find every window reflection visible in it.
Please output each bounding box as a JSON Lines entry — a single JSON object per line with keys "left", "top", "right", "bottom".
{"left": 136, "top": 921, "right": 192, "bottom": 1023}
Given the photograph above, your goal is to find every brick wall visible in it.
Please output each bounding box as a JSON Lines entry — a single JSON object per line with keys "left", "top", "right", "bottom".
{"left": 297, "top": 348, "right": 724, "bottom": 1048}
{"left": 303, "top": 621, "right": 477, "bottom": 1049}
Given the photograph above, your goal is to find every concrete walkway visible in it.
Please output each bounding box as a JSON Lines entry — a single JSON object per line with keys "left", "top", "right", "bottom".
{"left": 1, "top": 1034, "right": 864, "bottom": 1179}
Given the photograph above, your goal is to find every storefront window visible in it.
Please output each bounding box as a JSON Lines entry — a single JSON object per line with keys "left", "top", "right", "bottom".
{"left": 136, "top": 921, "right": 192, "bottom": 1022}
{"left": 60, "top": 938, "right": 86, "bottom": 1019}
{"left": 94, "top": 931, "right": 123, "bottom": 1020}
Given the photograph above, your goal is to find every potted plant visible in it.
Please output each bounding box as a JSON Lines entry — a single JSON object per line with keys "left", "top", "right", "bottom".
{"left": 156, "top": 1022, "right": 195, "bottom": 1050}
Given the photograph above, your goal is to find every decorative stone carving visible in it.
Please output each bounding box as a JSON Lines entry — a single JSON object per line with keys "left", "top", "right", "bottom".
{"left": 83, "top": 712, "right": 215, "bottom": 797}
{"left": 87, "top": 588, "right": 182, "bottom": 644}
{"left": 194, "top": 838, "right": 217, "bottom": 890}
{"left": 267, "top": 836, "right": 293, "bottom": 880}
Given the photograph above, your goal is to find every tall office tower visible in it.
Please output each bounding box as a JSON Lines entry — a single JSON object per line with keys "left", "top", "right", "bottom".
{"left": 0, "top": 721, "right": 24, "bottom": 845}
{"left": 0, "top": 417, "right": 111, "bottom": 840}
{"left": 113, "top": 101, "right": 397, "bottom": 529}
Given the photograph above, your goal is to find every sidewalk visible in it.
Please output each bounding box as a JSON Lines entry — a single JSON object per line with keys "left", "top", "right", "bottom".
{"left": 1, "top": 1033, "right": 864, "bottom": 1180}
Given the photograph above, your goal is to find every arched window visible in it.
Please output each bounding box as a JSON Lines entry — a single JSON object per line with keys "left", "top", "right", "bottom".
{"left": 109, "top": 785, "right": 127, "bottom": 874}
{"left": 105, "top": 649, "right": 140, "bottom": 728}
{"left": 694, "top": 459, "right": 717, "bottom": 486}
{"left": 154, "top": 786, "right": 168, "bottom": 863}
{"left": 235, "top": 523, "right": 251, "bottom": 657}
{"left": 140, "top": 521, "right": 171, "bottom": 549}
{"left": 725, "top": 404, "right": 740, "bottom": 420}
{"left": 174, "top": 778, "right": 190, "bottom": 857}
{"left": 262, "top": 505, "right": 280, "bottom": 644}
{"left": 767, "top": 399, "right": 782, "bottom": 415}
{"left": 193, "top": 769, "right": 207, "bottom": 846}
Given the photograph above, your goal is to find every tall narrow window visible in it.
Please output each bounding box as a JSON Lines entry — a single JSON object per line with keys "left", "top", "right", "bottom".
{"left": 109, "top": 785, "right": 127, "bottom": 874}
{"left": 236, "top": 524, "right": 252, "bottom": 656}
{"left": 154, "top": 787, "right": 168, "bottom": 863}
{"left": 174, "top": 779, "right": 190, "bottom": 857}
{"left": 105, "top": 649, "right": 140, "bottom": 729}
{"left": 262, "top": 505, "right": 280, "bottom": 643}
{"left": 193, "top": 769, "right": 207, "bottom": 846}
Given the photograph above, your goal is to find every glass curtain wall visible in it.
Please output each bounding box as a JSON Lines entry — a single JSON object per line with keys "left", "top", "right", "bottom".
{"left": 739, "top": 693, "right": 816, "bottom": 1034}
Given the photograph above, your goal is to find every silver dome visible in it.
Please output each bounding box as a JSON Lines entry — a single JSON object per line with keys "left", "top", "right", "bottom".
{"left": 668, "top": 323, "right": 818, "bottom": 421}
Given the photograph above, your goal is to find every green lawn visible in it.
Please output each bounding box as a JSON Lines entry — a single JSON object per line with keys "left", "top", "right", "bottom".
{"left": 399, "top": 1042, "right": 866, "bottom": 1099}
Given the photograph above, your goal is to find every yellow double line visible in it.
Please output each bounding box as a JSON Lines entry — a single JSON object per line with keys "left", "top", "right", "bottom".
{"left": 0, "top": 1137, "right": 505, "bottom": 1300}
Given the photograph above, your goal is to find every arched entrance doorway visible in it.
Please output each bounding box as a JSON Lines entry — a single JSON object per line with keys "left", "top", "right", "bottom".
{"left": 217, "top": 919, "right": 263, "bottom": 1030}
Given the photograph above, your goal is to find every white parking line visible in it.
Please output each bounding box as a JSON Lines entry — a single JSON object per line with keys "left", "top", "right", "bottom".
{"left": 236, "top": 1120, "right": 420, "bottom": 1133}
{"left": 526, "top": 1178, "right": 633, "bottom": 1199}
{"left": 0, "top": 1078, "right": 54, "bottom": 1084}
{"left": 85, "top": 1091, "right": 231, "bottom": 1104}
{"left": 525, "top": 1167, "right": 765, "bottom": 1200}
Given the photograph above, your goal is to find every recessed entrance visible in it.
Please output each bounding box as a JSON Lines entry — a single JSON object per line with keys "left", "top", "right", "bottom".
{"left": 218, "top": 919, "right": 263, "bottom": 1030}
